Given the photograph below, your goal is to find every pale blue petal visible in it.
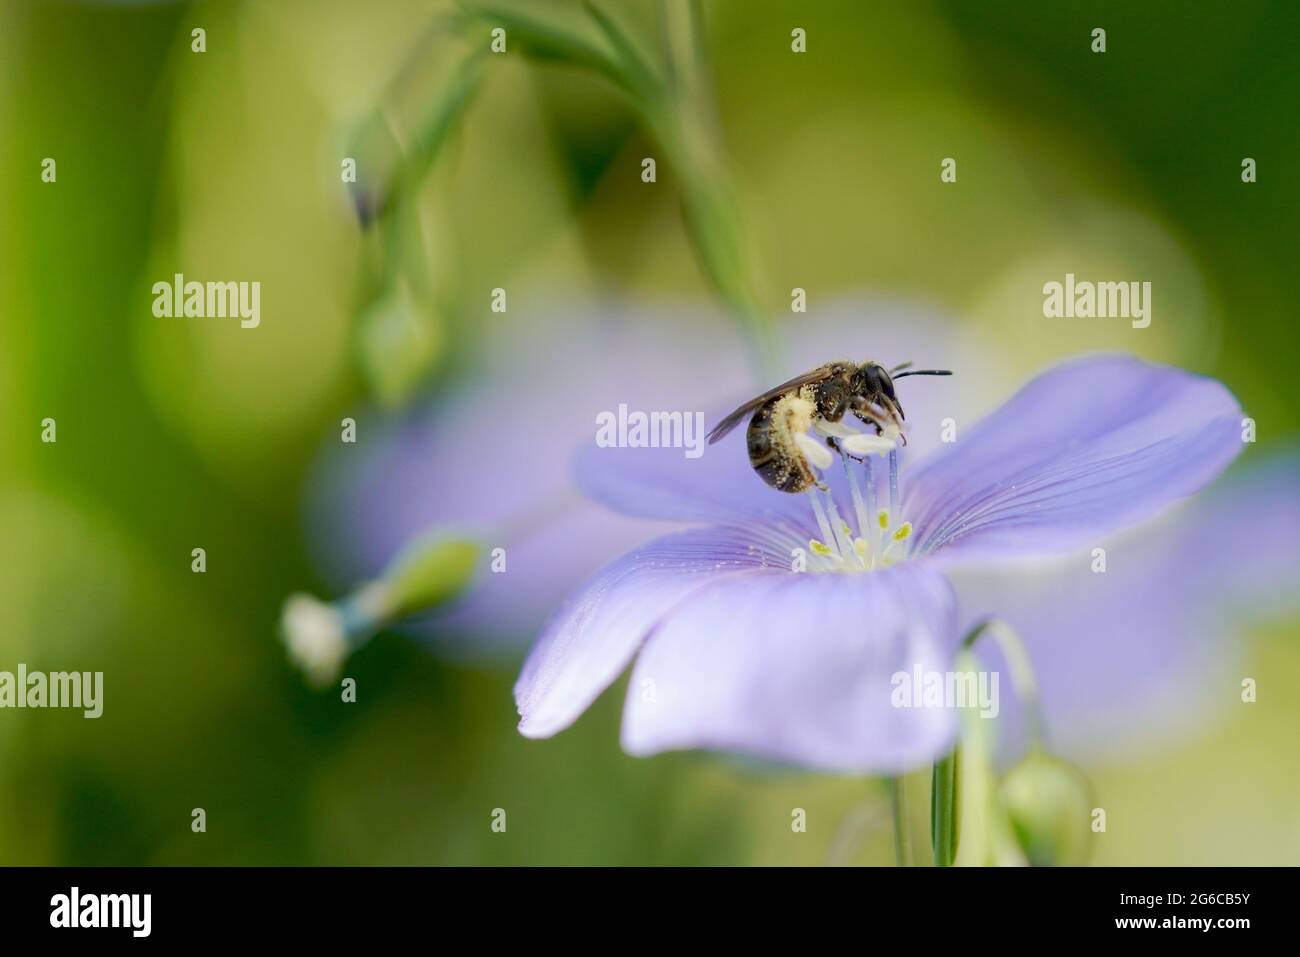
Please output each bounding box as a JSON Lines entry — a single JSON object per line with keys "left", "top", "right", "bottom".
{"left": 621, "top": 564, "right": 960, "bottom": 774}
{"left": 905, "top": 355, "right": 1244, "bottom": 563}
{"left": 515, "top": 526, "right": 795, "bottom": 738}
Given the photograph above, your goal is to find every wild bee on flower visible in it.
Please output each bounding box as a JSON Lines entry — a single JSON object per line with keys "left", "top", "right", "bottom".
{"left": 706, "top": 360, "right": 952, "bottom": 493}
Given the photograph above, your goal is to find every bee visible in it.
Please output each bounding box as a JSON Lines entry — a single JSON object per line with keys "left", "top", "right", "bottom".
{"left": 706, "top": 360, "right": 952, "bottom": 493}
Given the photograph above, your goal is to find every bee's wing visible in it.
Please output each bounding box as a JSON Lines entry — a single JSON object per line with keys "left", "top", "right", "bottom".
{"left": 706, "top": 366, "right": 836, "bottom": 444}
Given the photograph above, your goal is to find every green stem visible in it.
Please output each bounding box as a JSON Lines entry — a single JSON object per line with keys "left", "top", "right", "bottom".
{"left": 456, "top": 1, "right": 776, "bottom": 378}
{"left": 889, "top": 775, "right": 911, "bottom": 866}
{"left": 660, "top": 0, "right": 707, "bottom": 109}
{"left": 931, "top": 749, "right": 960, "bottom": 866}
{"left": 653, "top": 1, "right": 775, "bottom": 379}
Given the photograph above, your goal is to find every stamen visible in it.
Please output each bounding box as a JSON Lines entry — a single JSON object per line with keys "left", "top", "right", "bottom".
{"left": 888, "top": 446, "right": 900, "bottom": 518}
{"left": 863, "top": 454, "right": 878, "bottom": 539}
{"left": 807, "top": 489, "right": 836, "bottom": 551}
{"left": 840, "top": 450, "right": 872, "bottom": 545}
{"left": 799, "top": 435, "right": 913, "bottom": 573}
{"left": 881, "top": 522, "right": 914, "bottom": 561}
{"left": 820, "top": 488, "right": 858, "bottom": 563}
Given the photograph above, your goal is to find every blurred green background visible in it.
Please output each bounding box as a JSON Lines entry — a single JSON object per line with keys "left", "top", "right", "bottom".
{"left": 0, "top": 0, "right": 1296, "bottom": 864}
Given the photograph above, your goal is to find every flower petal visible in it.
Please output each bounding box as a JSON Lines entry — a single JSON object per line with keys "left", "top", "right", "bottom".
{"left": 952, "top": 448, "right": 1300, "bottom": 763}
{"left": 576, "top": 428, "right": 815, "bottom": 529}
{"left": 515, "top": 526, "right": 794, "bottom": 739}
{"left": 904, "top": 355, "right": 1244, "bottom": 563}
{"left": 621, "top": 564, "right": 960, "bottom": 774}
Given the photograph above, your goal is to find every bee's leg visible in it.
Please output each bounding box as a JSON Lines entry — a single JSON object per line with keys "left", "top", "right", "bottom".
{"left": 854, "top": 396, "right": 905, "bottom": 444}
{"left": 825, "top": 434, "right": 865, "bottom": 463}
{"left": 879, "top": 394, "right": 906, "bottom": 426}
{"left": 817, "top": 413, "right": 895, "bottom": 458}
{"left": 881, "top": 396, "right": 908, "bottom": 446}
{"left": 850, "top": 397, "right": 891, "bottom": 430}
{"left": 825, "top": 434, "right": 863, "bottom": 459}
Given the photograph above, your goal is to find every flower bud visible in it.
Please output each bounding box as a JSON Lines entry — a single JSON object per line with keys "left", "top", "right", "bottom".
{"left": 357, "top": 280, "right": 443, "bottom": 407}
{"left": 281, "top": 534, "right": 480, "bottom": 687}
{"left": 998, "top": 750, "right": 1092, "bottom": 867}
{"left": 281, "top": 593, "right": 350, "bottom": 689}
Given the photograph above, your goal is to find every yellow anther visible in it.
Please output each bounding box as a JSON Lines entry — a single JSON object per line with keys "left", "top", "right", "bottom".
{"left": 877, "top": 508, "right": 890, "bottom": 530}
{"left": 810, "top": 539, "right": 834, "bottom": 557}
{"left": 854, "top": 537, "right": 869, "bottom": 559}
{"left": 891, "top": 521, "right": 913, "bottom": 542}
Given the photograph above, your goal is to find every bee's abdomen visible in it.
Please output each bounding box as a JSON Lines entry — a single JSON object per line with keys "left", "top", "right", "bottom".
{"left": 747, "top": 399, "right": 815, "bottom": 494}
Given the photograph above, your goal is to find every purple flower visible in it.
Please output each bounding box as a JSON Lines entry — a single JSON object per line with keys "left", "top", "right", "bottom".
{"left": 515, "top": 354, "right": 1245, "bottom": 773}
{"left": 303, "top": 299, "right": 978, "bottom": 657}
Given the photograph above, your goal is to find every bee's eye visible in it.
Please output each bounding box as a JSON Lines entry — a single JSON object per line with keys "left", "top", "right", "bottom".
{"left": 863, "top": 364, "right": 891, "bottom": 395}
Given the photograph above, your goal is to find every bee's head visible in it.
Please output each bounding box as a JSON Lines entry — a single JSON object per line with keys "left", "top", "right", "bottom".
{"left": 857, "top": 361, "right": 897, "bottom": 400}
{"left": 852, "top": 361, "right": 904, "bottom": 433}
{"left": 858, "top": 362, "right": 953, "bottom": 429}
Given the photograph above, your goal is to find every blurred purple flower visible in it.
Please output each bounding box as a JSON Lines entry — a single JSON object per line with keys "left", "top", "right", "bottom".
{"left": 515, "top": 355, "right": 1245, "bottom": 773}
{"left": 304, "top": 303, "right": 741, "bottom": 656}
{"left": 954, "top": 448, "right": 1300, "bottom": 765}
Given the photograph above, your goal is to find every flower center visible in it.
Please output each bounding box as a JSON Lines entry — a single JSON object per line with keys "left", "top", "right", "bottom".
{"left": 805, "top": 445, "right": 912, "bottom": 573}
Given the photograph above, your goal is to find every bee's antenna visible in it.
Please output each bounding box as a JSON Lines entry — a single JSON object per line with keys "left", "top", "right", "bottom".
{"left": 892, "top": 369, "right": 952, "bottom": 378}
